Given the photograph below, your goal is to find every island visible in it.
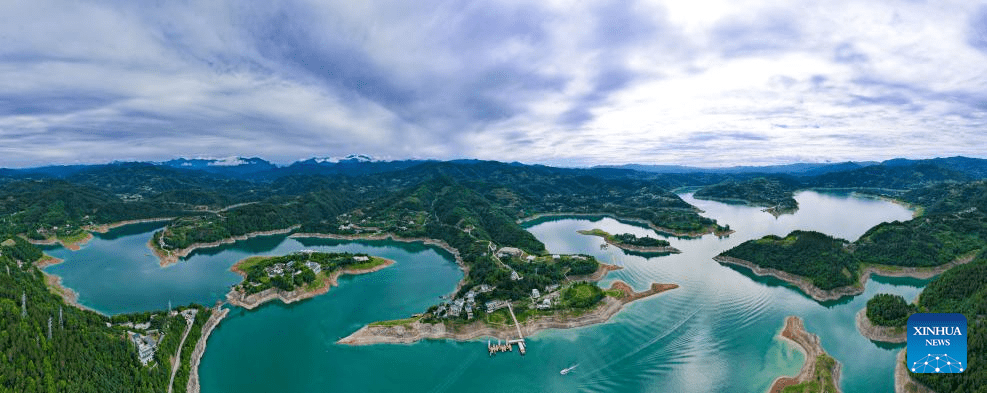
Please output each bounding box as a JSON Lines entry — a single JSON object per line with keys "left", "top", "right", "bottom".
{"left": 769, "top": 316, "right": 842, "bottom": 393}
{"left": 855, "top": 293, "right": 912, "bottom": 343}
{"left": 694, "top": 177, "right": 800, "bottom": 216}
{"left": 577, "top": 228, "right": 681, "bottom": 254}
{"left": 225, "top": 251, "right": 394, "bottom": 309}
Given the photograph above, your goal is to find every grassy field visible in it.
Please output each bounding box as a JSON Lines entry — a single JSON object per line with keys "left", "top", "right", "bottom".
{"left": 369, "top": 317, "right": 420, "bottom": 327}
{"left": 57, "top": 229, "right": 91, "bottom": 243}
{"left": 234, "top": 256, "right": 272, "bottom": 272}
{"left": 347, "top": 256, "right": 390, "bottom": 270}
{"left": 782, "top": 354, "right": 839, "bottom": 393}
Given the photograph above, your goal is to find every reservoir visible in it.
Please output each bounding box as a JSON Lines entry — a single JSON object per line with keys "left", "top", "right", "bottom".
{"left": 44, "top": 191, "right": 918, "bottom": 392}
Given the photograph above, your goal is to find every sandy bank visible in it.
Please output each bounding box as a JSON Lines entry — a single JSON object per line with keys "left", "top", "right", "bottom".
{"left": 516, "top": 212, "right": 733, "bottom": 238}
{"left": 855, "top": 308, "right": 906, "bottom": 343}
{"left": 769, "top": 316, "right": 842, "bottom": 393}
{"left": 186, "top": 306, "right": 230, "bottom": 393}
{"left": 895, "top": 349, "right": 937, "bottom": 393}
{"left": 152, "top": 225, "right": 301, "bottom": 267}
{"left": 714, "top": 253, "right": 976, "bottom": 302}
{"left": 225, "top": 257, "right": 395, "bottom": 310}
{"left": 337, "top": 280, "right": 678, "bottom": 346}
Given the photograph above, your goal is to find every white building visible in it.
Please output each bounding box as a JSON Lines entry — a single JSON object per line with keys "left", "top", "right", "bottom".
{"left": 531, "top": 288, "right": 541, "bottom": 299}
{"left": 129, "top": 332, "right": 160, "bottom": 366}
{"left": 485, "top": 300, "right": 508, "bottom": 313}
{"left": 354, "top": 256, "right": 370, "bottom": 262}
{"left": 304, "top": 261, "right": 322, "bottom": 275}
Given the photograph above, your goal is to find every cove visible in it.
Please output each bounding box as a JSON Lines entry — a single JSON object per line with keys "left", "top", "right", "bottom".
{"left": 45, "top": 191, "right": 921, "bottom": 392}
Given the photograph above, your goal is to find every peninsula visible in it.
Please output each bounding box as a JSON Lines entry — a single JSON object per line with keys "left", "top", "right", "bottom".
{"left": 338, "top": 280, "right": 678, "bottom": 345}
{"left": 225, "top": 251, "right": 394, "bottom": 309}
{"left": 577, "top": 228, "right": 681, "bottom": 254}
{"left": 769, "top": 316, "right": 842, "bottom": 393}
{"left": 855, "top": 294, "right": 912, "bottom": 343}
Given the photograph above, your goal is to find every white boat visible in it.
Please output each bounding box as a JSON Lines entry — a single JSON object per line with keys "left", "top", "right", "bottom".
{"left": 560, "top": 364, "right": 578, "bottom": 375}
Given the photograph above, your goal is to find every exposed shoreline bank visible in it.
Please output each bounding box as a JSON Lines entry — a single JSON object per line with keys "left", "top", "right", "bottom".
{"left": 152, "top": 225, "right": 301, "bottom": 267}
{"left": 290, "top": 232, "right": 469, "bottom": 294}
{"left": 713, "top": 253, "right": 976, "bottom": 302}
{"left": 337, "top": 280, "right": 678, "bottom": 346}
{"left": 895, "top": 350, "right": 937, "bottom": 393}
{"left": 25, "top": 232, "right": 94, "bottom": 251}
{"left": 87, "top": 217, "right": 175, "bottom": 233}
{"left": 855, "top": 308, "right": 906, "bottom": 343}
{"left": 516, "top": 212, "right": 733, "bottom": 238}
{"left": 769, "top": 315, "right": 842, "bottom": 393}
{"left": 576, "top": 229, "right": 681, "bottom": 254}
{"left": 186, "top": 306, "right": 230, "bottom": 393}
{"left": 225, "top": 256, "right": 396, "bottom": 310}
{"left": 38, "top": 266, "right": 103, "bottom": 315}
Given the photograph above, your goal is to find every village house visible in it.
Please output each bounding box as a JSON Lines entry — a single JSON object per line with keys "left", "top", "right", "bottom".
{"left": 304, "top": 261, "right": 321, "bottom": 275}
{"left": 485, "top": 300, "right": 508, "bottom": 313}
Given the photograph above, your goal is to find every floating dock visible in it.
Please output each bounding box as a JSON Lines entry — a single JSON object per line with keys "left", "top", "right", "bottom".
{"left": 487, "top": 303, "right": 526, "bottom": 356}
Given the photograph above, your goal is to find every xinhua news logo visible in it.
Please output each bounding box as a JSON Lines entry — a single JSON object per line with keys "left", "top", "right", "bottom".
{"left": 907, "top": 313, "right": 967, "bottom": 373}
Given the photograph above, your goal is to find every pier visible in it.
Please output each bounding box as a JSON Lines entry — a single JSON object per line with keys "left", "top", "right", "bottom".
{"left": 487, "top": 303, "right": 526, "bottom": 356}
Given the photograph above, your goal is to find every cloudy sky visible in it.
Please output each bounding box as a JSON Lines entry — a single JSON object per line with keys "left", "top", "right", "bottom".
{"left": 2, "top": 0, "right": 986, "bottom": 168}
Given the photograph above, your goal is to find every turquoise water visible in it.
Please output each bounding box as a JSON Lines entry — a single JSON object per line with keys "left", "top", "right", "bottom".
{"left": 45, "top": 191, "right": 921, "bottom": 392}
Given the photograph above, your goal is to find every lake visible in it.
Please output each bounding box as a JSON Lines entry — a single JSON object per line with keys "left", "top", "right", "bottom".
{"left": 44, "top": 191, "right": 918, "bottom": 392}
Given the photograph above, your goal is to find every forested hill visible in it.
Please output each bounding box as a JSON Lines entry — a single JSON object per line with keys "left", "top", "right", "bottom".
{"left": 693, "top": 157, "right": 987, "bottom": 213}
{"left": 693, "top": 177, "right": 800, "bottom": 213}
{"left": 719, "top": 181, "right": 987, "bottom": 290}
{"left": 0, "top": 240, "right": 208, "bottom": 393}
{"left": 910, "top": 251, "right": 987, "bottom": 392}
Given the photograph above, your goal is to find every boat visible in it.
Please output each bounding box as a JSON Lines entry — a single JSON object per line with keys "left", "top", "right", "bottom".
{"left": 560, "top": 364, "right": 578, "bottom": 375}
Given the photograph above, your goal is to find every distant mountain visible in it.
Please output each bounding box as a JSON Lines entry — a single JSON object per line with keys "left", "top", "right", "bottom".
{"left": 308, "top": 154, "right": 378, "bottom": 164}
{"left": 881, "top": 156, "right": 987, "bottom": 178}
{"left": 279, "top": 157, "right": 429, "bottom": 177}
{"left": 598, "top": 161, "right": 879, "bottom": 175}
{"left": 162, "top": 156, "right": 277, "bottom": 177}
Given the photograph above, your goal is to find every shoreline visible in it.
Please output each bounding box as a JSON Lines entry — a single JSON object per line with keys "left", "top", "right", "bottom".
{"left": 769, "top": 315, "right": 842, "bottom": 393}
{"left": 855, "top": 308, "right": 906, "bottom": 343}
{"left": 894, "top": 349, "right": 937, "bottom": 393}
{"left": 39, "top": 268, "right": 103, "bottom": 316}
{"left": 290, "top": 232, "right": 469, "bottom": 295}
{"left": 87, "top": 217, "right": 175, "bottom": 233}
{"left": 24, "top": 232, "right": 94, "bottom": 251}
{"left": 34, "top": 254, "right": 104, "bottom": 315}
{"left": 23, "top": 217, "right": 175, "bottom": 252}
{"left": 567, "top": 262, "right": 622, "bottom": 282}
{"left": 186, "top": 306, "right": 230, "bottom": 393}
{"left": 225, "top": 256, "right": 396, "bottom": 310}
{"left": 713, "top": 253, "right": 976, "bottom": 302}
{"left": 337, "top": 280, "right": 678, "bottom": 346}
{"left": 152, "top": 225, "right": 301, "bottom": 267}
{"left": 692, "top": 195, "right": 799, "bottom": 217}
{"left": 516, "top": 212, "right": 733, "bottom": 238}
{"left": 576, "top": 229, "right": 681, "bottom": 254}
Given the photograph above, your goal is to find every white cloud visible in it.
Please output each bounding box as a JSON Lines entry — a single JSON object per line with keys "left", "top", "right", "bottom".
{"left": 0, "top": 0, "right": 984, "bottom": 167}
